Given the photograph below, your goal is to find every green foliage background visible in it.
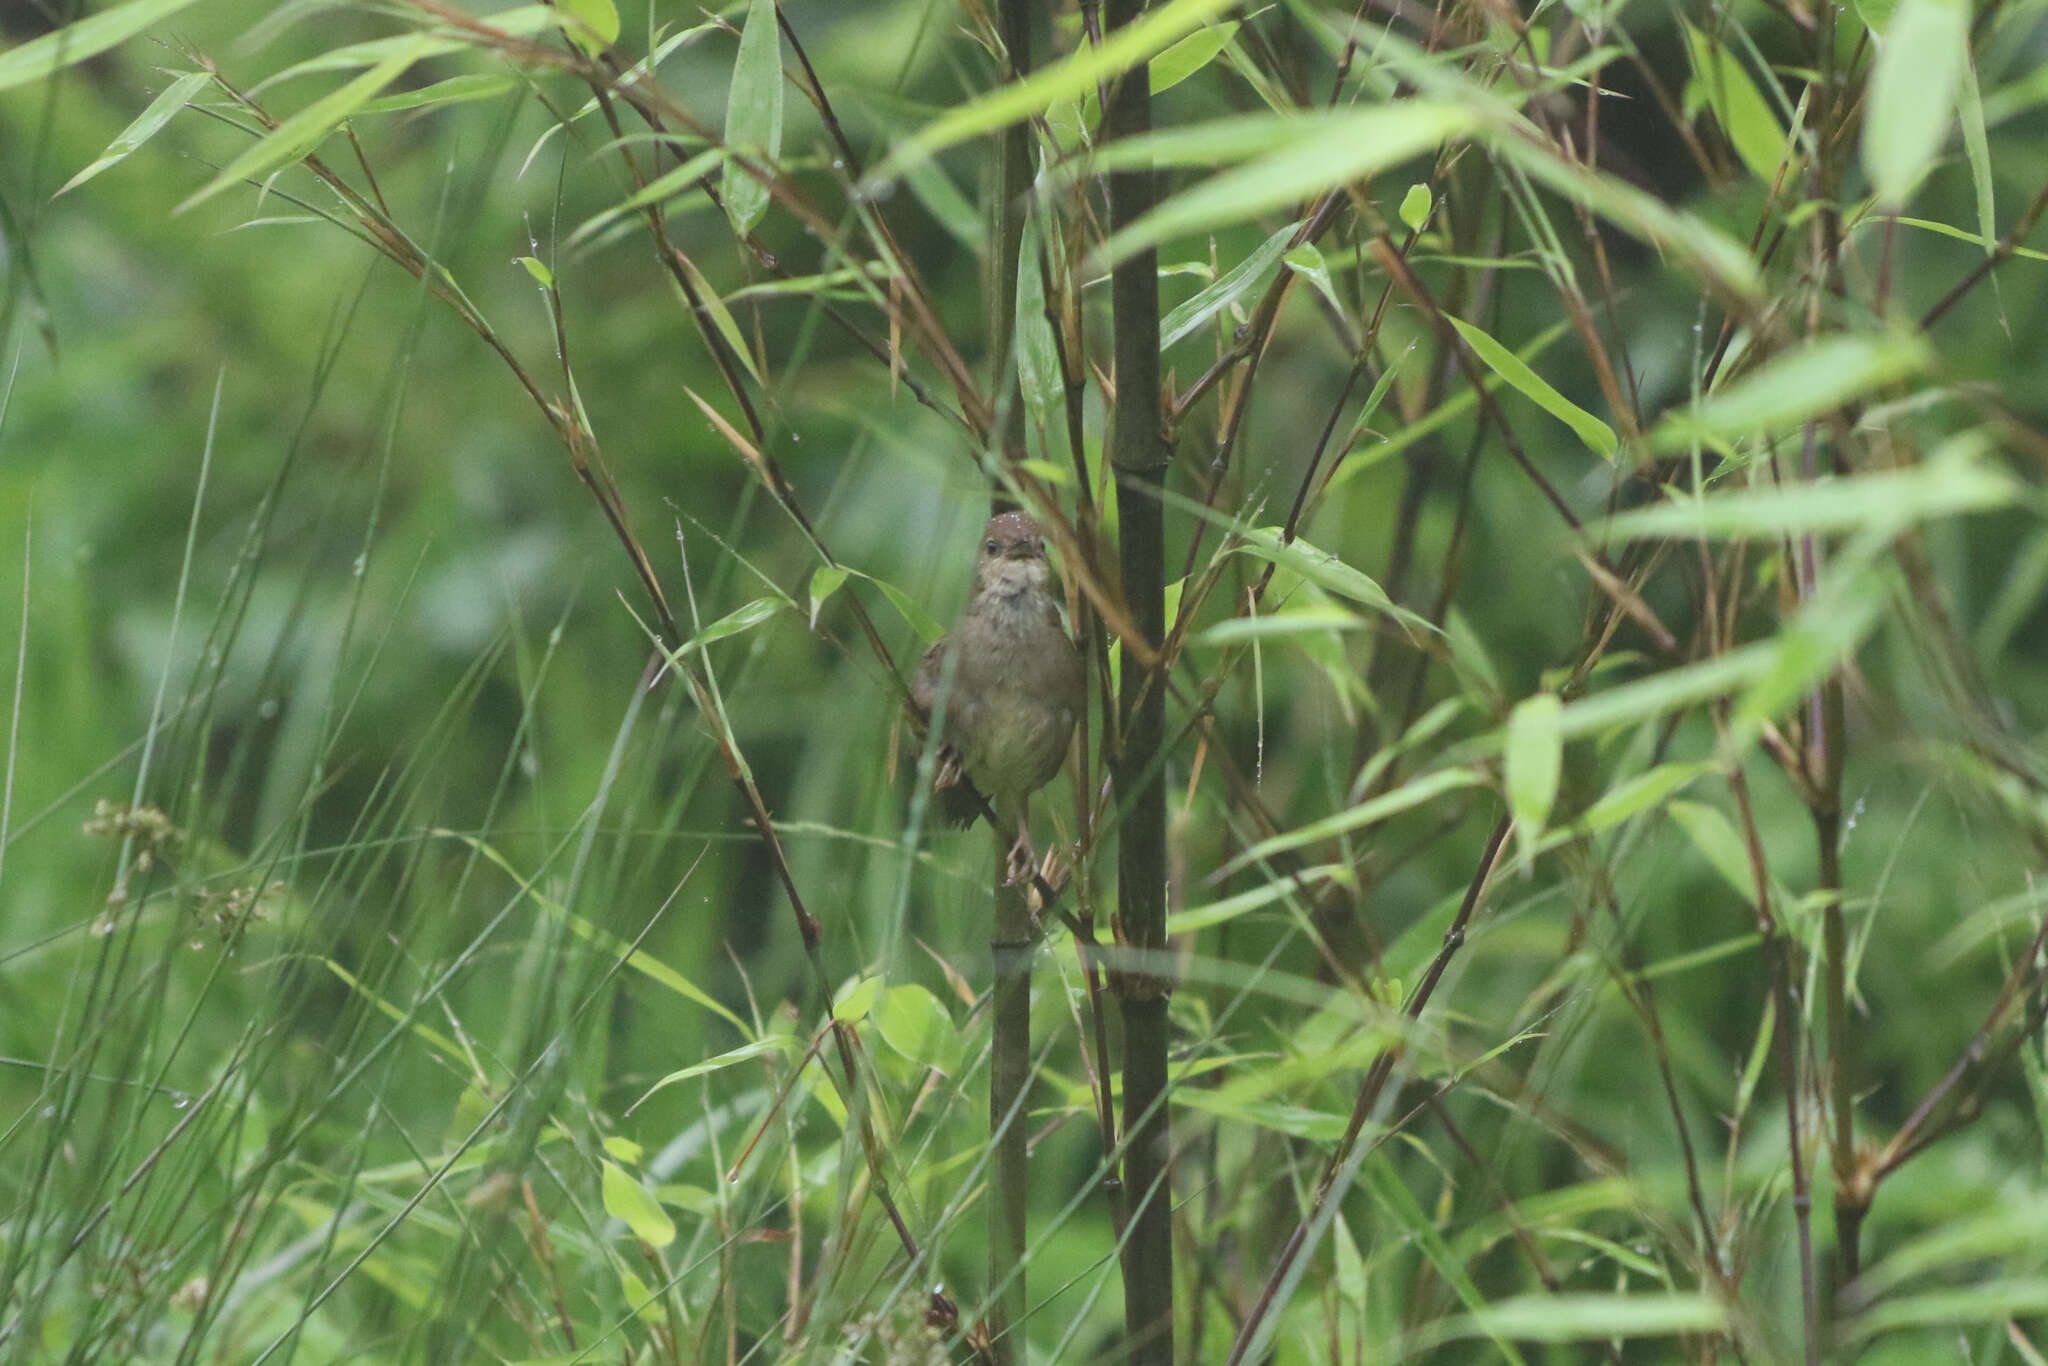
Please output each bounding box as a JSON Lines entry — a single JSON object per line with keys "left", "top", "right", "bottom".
{"left": 3, "top": 0, "right": 2048, "bottom": 1362}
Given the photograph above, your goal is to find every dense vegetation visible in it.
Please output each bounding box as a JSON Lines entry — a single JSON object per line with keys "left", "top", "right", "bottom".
{"left": 4, "top": 0, "right": 2048, "bottom": 1362}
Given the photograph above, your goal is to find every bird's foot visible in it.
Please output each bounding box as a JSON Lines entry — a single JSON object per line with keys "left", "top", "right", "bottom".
{"left": 933, "top": 748, "right": 964, "bottom": 791}
{"left": 1004, "top": 830, "right": 1038, "bottom": 887}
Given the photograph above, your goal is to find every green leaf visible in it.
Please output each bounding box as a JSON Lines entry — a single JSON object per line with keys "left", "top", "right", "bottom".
{"left": 1099, "top": 102, "right": 1479, "bottom": 265}
{"left": 1283, "top": 243, "right": 1344, "bottom": 315}
{"left": 570, "top": 146, "right": 728, "bottom": 247}
{"left": 1682, "top": 23, "right": 1790, "bottom": 184}
{"left": 671, "top": 597, "right": 787, "bottom": 659}
{"left": 631, "top": 1038, "right": 797, "bottom": 1111}
{"left": 1546, "top": 643, "right": 1776, "bottom": 742}
{"left": 0, "top": 0, "right": 205, "bottom": 93}
{"left": 1077, "top": 21, "right": 1242, "bottom": 129}
{"left": 1166, "top": 864, "right": 1350, "bottom": 935}
{"left": 1846, "top": 1279, "right": 2048, "bottom": 1341}
{"left": 1415, "top": 1294, "right": 1726, "bottom": 1350}
{"left": 558, "top": 0, "right": 618, "bottom": 56}
{"left": 1958, "top": 51, "right": 1995, "bottom": 253}
{"left": 59, "top": 70, "right": 211, "bottom": 197}
{"left": 831, "top": 974, "right": 884, "bottom": 1023}
{"left": 1198, "top": 607, "right": 1362, "bottom": 646}
{"left": 872, "top": 985, "right": 961, "bottom": 1076}
{"left": 1219, "top": 768, "right": 1485, "bottom": 877}
{"left": 808, "top": 565, "right": 848, "bottom": 630}
{"left": 1668, "top": 800, "right": 1757, "bottom": 904}
{"left": 1598, "top": 449, "right": 2013, "bottom": 542}
{"left": 602, "top": 1161, "right": 677, "bottom": 1247}
{"left": 515, "top": 256, "right": 554, "bottom": 288}
{"left": 439, "top": 831, "right": 749, "bottom": 1033}
{"left": 673, "top": 251, "right": 762, "bottom": 383}
{"left": 355, "top": 73, "right": 518, "bottom": 117}
{"left": 1399, "top": 182, "right": 1433, "bottom": 232}
{"left": 866, "top": 0, "right": 1242, "bottom": 185}
{"left": 1506, "top": 693, "right": 1563, "bottom": 849}
{"left": 722, "top": 0, "right": 784, "bottom": 239}
{"left": 1014, "top": 215, "right": 1061, "bottom": 422}
{"left": 602, "top": 1135, "right": 644, "bottom": 1162}
{"left": 1893, "top": 215, "right": 2048, "bottom": 261}
{"left": 1447, "top": 314, "right": 1617, "bottom": 460}
{"left": 1161, "top": 219, "right": 1300, "bottom": 349}
{"left": 617, "top": 1268, "right": 665, "bottom": 1323}
{"left": 180, "top": 38, "right": 438, "bottom": 212}
{"left": 1862, "top": 0, "right": 1967, "bottom": 207}
{"left": 1150, "top": 20, "right": 1238, "bottom": 92}
{"left": 1578, "top": 762, "right": 1711, "bottom": 833}
{"left": 1227, "top": 527, "right": 1438, "bottom": 640}
{"left": 1648, "top": 332, "right": 1929, "bottom": 451}
{"left": 1487, "top": 133, "right": 1762, "bottom": 299}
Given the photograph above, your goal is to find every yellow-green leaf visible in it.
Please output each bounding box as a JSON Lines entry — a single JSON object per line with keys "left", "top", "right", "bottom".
{"left": 602, "top": 1161, "right": 677, "bottom": 1248}
{"left": 1447, "top": 314, "right": 1617, "bottom": 460}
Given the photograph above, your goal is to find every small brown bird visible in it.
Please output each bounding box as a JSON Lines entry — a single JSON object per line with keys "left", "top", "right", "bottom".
{"left": 911, "top": 511, "right": 1084, "bottom": 885}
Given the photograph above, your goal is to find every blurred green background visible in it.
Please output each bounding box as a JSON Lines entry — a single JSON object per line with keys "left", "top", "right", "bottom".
{"left": 6, "top": 0, "right": 2048, "bottom": 1361}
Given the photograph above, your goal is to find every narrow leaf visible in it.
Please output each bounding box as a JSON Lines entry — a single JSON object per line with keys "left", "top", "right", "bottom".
{"left": 0, "top": 0, "right": 205, "bottom": 93}
{"left": 1099, "top": 102, "right": 1478, "bottom": 264}
{"left": 722, "top": 0, "right": 784, "bottom": 238}
{"left": 602, "top": 1162, "right": 677, "bottom": 1248}
{"left": 1598, "top": 450, "right": 2013, "bottom": 542}
{"left": 1161, "top": 219, "right": 1300, "bottom": 349}
{"left": 1228, "top": 527, "right": 1438, "bottom": 639}
{"left": 1682, "top": 24, "right": 1790, "bottom": 184}
{"left": 59, "top": 70, "right": 211, "bottom": 196}
{"left": 180, "top": 39, "right": 437, "bottom": 212}
{"left": 867, "top": 0, "right": 1241, "bottom": 184}
{"left": 1862, "top": 0, "right": 1967, "bottom": 207}
{"left": 1958, "top": 51, "right": 1995, "bottom": 252}
{"left": 1506, "top": 693, "right": 1563, "bottom": 847}
{"left": 1219, "top": 768, "right": 1485, "bottom": 876}
{"left": 1648, "top": 332, "right": 1929, "bottom": 451}
{"left": 1448, "top": 314, "right": 1617, "bottom": 459}
{"left": 1668, "top": 800, "right": 1757, "bottom": 904}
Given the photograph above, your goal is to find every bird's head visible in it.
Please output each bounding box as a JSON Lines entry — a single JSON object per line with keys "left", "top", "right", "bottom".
{"left": 970, "top": 511, "right": 1054, "bottom": 598}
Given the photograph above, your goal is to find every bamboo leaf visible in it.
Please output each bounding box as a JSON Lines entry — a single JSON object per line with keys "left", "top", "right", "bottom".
{"left": 557, "top": 0, "right": 618, "bottom": 56}
{"left": 1599, "top": 448, "right": 2013, "bottom": 542}
{"left": 1506, "top": 693, "right": 1563, "bottom": 849}
{"left": 722, "top": 0, "right": 784, "bottom": 238}
{"left": 180, "top": 38, "right": 438, "bottom": 212}
{"left": 1863, "top": 0, "right": 1967, "bottom": 207}
{"left": 602, "top": 1161, "right": 677, "bottom": 1248}
{"left": 1648, "top": 332, "right": 1929, "bottom": 451}
{"left": 0, "top": 0, "right": 205, "bottom": 93}
{"left": 1228, "top": 527, "right": 1438, "bottom": 639}
{"left": 1399, "top": 182, "right": 1433, "bottom": 231}
{"left": 1682, "top": 23, "right": 1790, "bottom": 184}
{"left": 631, "top": 1038, "right": 798, "bottom": 1112}
{"left": 59, "top": 70, "right": 211, "bottom": 196}
{"left": 1448, "top": 314, "right": 1617, "bottom": 460}
{"left": 1161, "top": 219, "right": 1300, "bottom": 349}
{"left": 866, "top": 0, "right": 1241, "bottom": 184}
{"left": 808, "top": 565, "right": 848, "bottom": 630}
{"left": 1668, "top": 800, "right": 1757, "bottom": 904}
{"left": 1958, "top": 51, "right": 1995, "bottom": 253}
{"left": 1099, "top": 102, "right": 1479, "bottom": 264}
{"left": 1219, "top": 768, "right": 1485, "bottom": 877}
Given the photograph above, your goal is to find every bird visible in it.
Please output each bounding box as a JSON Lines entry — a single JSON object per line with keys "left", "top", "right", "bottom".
{"left": 911, "top": 511, "right": 1084, "bottom": 886}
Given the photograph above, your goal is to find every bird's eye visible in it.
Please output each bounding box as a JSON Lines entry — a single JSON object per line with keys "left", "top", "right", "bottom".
{"left": 984, "top": 540, "right": 998, "bottom": 554}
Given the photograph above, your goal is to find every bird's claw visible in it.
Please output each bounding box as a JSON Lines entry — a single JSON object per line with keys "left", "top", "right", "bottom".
{"left": 1004, "top": 831, "right": 1037, "bottom": 887}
